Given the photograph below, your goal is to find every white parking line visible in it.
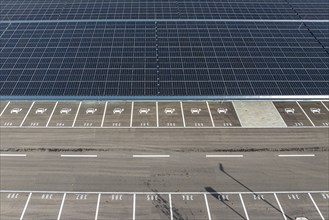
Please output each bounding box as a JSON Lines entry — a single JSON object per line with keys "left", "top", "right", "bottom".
{"left": 20, "top": 101, "right": 35, "bottom": 127}
{"left": 180, "top": 101, "right": 186, "bottom": 127}
{"left": 169, "top": 193, "right": 173, "bottom": 220}
{"left": 20, "top": 192, "right": 32, "bottom": 220}
{"left": 204, "top": 194, "right": 212, "bottom": 220}
{"left": 297, "top": 102, "right": 315, "bottom": 127}
{"left": 232, "top": 102, "right": 243, "bottom": 127}
{"left": 156, "top": 101, "right": 159, "bottom": 127}
{"left": 72, "top": 101, "right": 81, "bottom": 127}
{"left": 206, "top": 101, "right": 215, "bottom": 127}
{"left": 0, "top": 101, "right": 10, "bottom": 116}
{"left": 271, "top": 101, "right": 288, "bottom": 127}
{"left": 239, "top": 194, "right": 250, "bottom": 220}
{"left": 274, "top": 193, "right": 287, "bottom": 220}
{"left": 95, "top": 193, "right": 101, "bottom": 220}
{"left": 133, "top": 193, "right": 136, "bottom": 220}
{"left": 132, "top": 155, "right": 170, "bottom": 158}
{"left": 101, "top": 101, "right": 108, "bottom": 127}
{"left": 57, "top": 193, "right": 66, "bottom": 220}
{"left": 0, "top": 154, "right": 26, "bottom": 157}
{"left": 60, "top": 155, "right": 98, "bottom": 158}
{"left": 206, "top": 155, "right": 243, "bottom": 158}
{"left": 321, "top": 101, "right": 329, "bottom": 111}
{"left": 130, "top": 102, "right": 134, "bottom": 127}
{"left": 308, "top": 193, "right": 325, "bottom": 220}
{"left": 278, "top": 154, "right": 315, "bottom": 157}
{"left": 46, "top": 101, "right": 58, "bottom": 127}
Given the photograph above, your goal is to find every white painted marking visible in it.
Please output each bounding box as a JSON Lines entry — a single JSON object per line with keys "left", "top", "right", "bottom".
{"left": 72, "top": 101, "right": 81, "bottom": 127}
{"left": 57, "top": 193, "right": 66, "bottom": 220}
{"left": 20, "top": 192, "right": 32, "bottom": 220}
{"left": 321, "top": 101, "right": 329, "bottom": 111}
{"left": 95, "top": 193, "right": 101, "bottom": 220}
{"left": 130, "top": 102, "right": 134, "bottom": 127}
{"left": 156, "top": 101, "right": 159, "bottom": 127}
{"left": 278, "top": 154, "right": 315, "bottom": 157}
{"left": 180, "top": 101, "right": 186, "bottom": 127}
{"left": 274, "top": 193, "right": 287, "bottom": 220}
{"left": 308, "top": 193, "right": 325, "bottom": 220}
{"left": 169, "top": 193, "right": 173, "bottom": 220}
{"left": 204, "top": 194, "right": 212, "bottom": 220}
{"left": 270, "top": 102, "right": 288, "bottom": 127}
{"left": 101, "top": 101, "right": 108, "bottom": 127}
{"left": 20, "top": 101, "right": 35, "bottom": 127}
{"left": 0, "top": 101, "right": 10, "bottom": 116}
{"left": 239, "top": 194, "right": 250, "bottom": 220}
{"left": 133, "top": 194, "right": 136, "bottom": 220}
{"left": 61, "top": 155, "right": 97, "bottom": 158}
{"left": 296, "top": 102, "right": 315, "bottom": 127}
{"left": 132, "top": 155, "right": 170, "bottom": 158}
{"left": 206, "top": 101, "right": 215, "bottom": 127}
{"left": 231, "top": 102, "right": 243, "bottom": 127}
{"left": 206, "top": 155, "right": 243, "bottom": 158}
{"left": 0, "top": 154, "right": 26, "bottom": 157}
{"left": 46, "top": 101, "right": 58, "bottom": 127}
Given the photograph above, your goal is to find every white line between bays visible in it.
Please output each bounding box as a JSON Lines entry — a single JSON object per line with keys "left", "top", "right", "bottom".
{"left": 206, "top": 101, "right": 215, "bottom": 127}
{"left": 296, "top": 101, "right": 315, "bottom": 127}
{"left": 133, "top": 194, "right": 136, "bottom": 220}
{"left": 130, "top": 102, "right": 134, "bottom": 127}
{"left": 95, "top": 193, "right": 101, "bottom": 220}
{"left": 180, "top": 101, "right": 186, "bottom": 127}
{"left": 0, "top": 101, "right": 10, "bottom": 117}
{"left": 101, "top": 101, "right": 108, "bottom": 127}
{"left": 57, "top": 193, "right": 66, "bottom": 220}
{"left": 46, "top": 101, "right": 58, "bottom": 127}
{"left": 72, "top": 101, "right": 81, "bottom": 127}
{"left": 20, "top": 101, "right": 35, "bottom": 127}
{"left": 308, "top": 193, "right": 325, "bottom": 220}
{"left": 204, "top": 194, "right": 212, "bottom": 220}
{"left": 274, "top": 193, "right": 287, "bottom": 220}
{"left": 20, "top": 192, "right": 32, "bottom": 220}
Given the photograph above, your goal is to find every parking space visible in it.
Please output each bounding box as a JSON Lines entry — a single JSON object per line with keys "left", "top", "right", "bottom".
{"left": 132, "top": 102, "right": 157, "bottom": 127}
{"left": 0, "top": 192, "right": 30, "bottom": 219}
{"left": 273, "top": 102, "right": 313, "bottom": 127}
{"left": 59, "top": 193, "right": 98, "bottom": 219}
{"left": 21, "top": 102, "right": 57, "bottom": 127}
{"left": 73, "top": 101, "right": 105, "bottom": 127}
{"left": 208, "top": 101, "right": 241, "bottom": 127}
{"left": 23, "top": 193, "right": 63, "bottom": 219}
{"left": 298, "top": 101, "right": 329, "bottom": 127}
{"left": 136, "top": 194, "right": 170, "bottom": 219}
{"left": 310, "top": 192, "right": 329, "bottom": 219}
{"left": 0, "top": 101, "right": 10, "bottom": 115}
{"left": 47, "top": 101, "right": 81, "bottom": 127}
{"left": 276, "top": 193, "right": 323, "bottom": 219}
{"left": 102, "top": 102, "right": 131, "bottom": 127}
{"left": 242, "top": 193, "right": 284, "bottom": 219}
{"left": 182, "top": 102, "right": 212, "bottom": 127}
{"left": 171, "top": 194, "right": 209, "bottom": 220}
{"left": 158, "top": 102, "right": 184, "bottom": 127}
{"left": 97, "top": 194, "right": 133, "bottom": 220}
{"left": 207, "top": 193, "right": 247, "bottom": 220}
{"left": 0, "top": 101, "right": 33, "bottom": 126}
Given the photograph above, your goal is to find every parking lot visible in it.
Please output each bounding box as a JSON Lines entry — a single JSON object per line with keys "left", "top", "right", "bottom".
{"left": 1, "top": 191, "right": 327, "bottom": 219}
{"left": 0, "top": 100, "right": 328, "bottom": 128}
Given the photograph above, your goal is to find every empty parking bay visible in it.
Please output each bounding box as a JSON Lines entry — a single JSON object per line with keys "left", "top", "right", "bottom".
{"left": 23, "top": 193, "right": 62, "bottom": 219}
{"left": 242, "top": 193, "right": 284, "bottom": 220}
{"left": 102, "top": 102, "right": 131, "bottom": 127}
{"left": 47, "top": 101, "right": 81, "bottom": 127}
{"left": 59, "top": 193, "right": 98, "bottom": 219}
{"left": 135, "top": 194, "right": 170, "bottom": 219}
{"left": 206, "top": 193, "right": 247, "bottom": 220}
{"left": 132, "top": 102, "right": 157, "bottom": 127}
{"left": 158, "top": 102, "right": 184, "bottom": 127}
{"left": 273, "top": 102, "right": 313, "bottom": 127}
{"left": 171, "top": 194, "right": 209, "bottom": 220}
{"left": 310, "top": 193, "right": 329, "bottom": 219}
{"left": 74, "top": 101, "right": 106, "bottom": 127}
{"left": 22, "top": 102, "right": 56, "bottom": 127}
{"left": 298, "top": 101, "right": 329, "bottom": 127}
{"left": 0, "top": 101, "right": 33, "bottom": 126}
{"left": 0, "top": 192, "right": 30, "bottom": 219}
{"left": 182, "top": 102, "right": 212, "bottom": 127}
{"left": 277, "top": 193, "right": 323, "bottom": 219}
{"left": 97, "top": 194, "right": 133, "bottom": 220}
{"left": 208, "top": 102, "right": 241, "bottom": 127}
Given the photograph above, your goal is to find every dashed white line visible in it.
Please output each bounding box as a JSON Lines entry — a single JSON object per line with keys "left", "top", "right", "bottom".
{"left": 57, "top": 193, "right": 66, "bottom": 220}
{"left": 204, "top": 194, "right": 212, "bottom": 220}
{"left": 206, "top": 101, "right": 215, "bottom": 127}
{"left": 274, "top": 193, "right": 287, "bottom": 220}
{"left": 60, "top": 155, "right": 98, "bottom": 158}
{"left": 180, "top": 101, "right": 186, "bottom": 127}
{"left": 206, "top": 155, "right": 243, "bottom": 158}
{"left": 132, "top": 155, "right": 170, "bottom": 158}
{"left": 130, "top": 102, "right": 134, "bottom": 127}
{"left": 239, "top": 194, "right": 250, "bottom": 220}
{"left": 169, "top": 193, "right": 173, "bottom": 220}
{"left": 72, "top": 101, "right": 81, "bottom": 127}
{"left": 278, "top": 154, "right": 315, "bottom": 157}
{"left": 95, "top": 193, "right": 101, "bottom": 220}
{"left": 0, "top": 101, "right": 10, "bottom": 116}
{"left": 297, "top": 101, "right": 315, "bottom": 127}
{"left": 321, "top": 101, "right": 329, "bottom": 111}
{"left": 308, "top": 193, "right": 325, "bottom": 220}
{"left": 20, "top": 101, "right": 35, "bottom": 127}
{"left": 20, "top": 192, "right": 32, "bottom": 220}
{"left": 133, "top": 193, "right": 136, "bottom": 220}
{"left": 156, "top": 101, "right": 159, "bottom": 127}
{"left": 0, "top": 154, "right": 26, "bottom": 157}
{"left": 101, "top": 101, "right": 108, "bottom": 127}
{"left": 46, "top": 101, "right": 58, "bottom": 127}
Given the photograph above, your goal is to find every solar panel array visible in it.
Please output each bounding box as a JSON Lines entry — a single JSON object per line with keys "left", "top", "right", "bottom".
{"left": 0, "top": 0, "right": 328, "bottom": 97}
